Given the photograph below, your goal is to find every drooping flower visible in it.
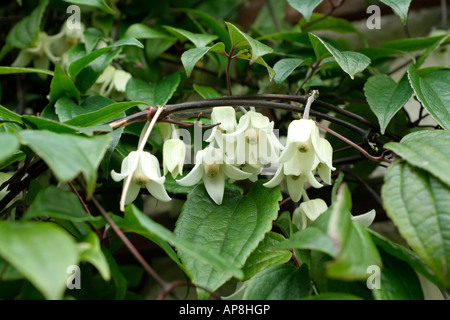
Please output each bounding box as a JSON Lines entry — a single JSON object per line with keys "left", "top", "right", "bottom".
{"left": 176, "top": 146, "right": 252, "bottom": 205}
{"left": 224, "top": 108, "right": 283, "bottom": 167}
{"left": 292, "top": 198, "right": 329, "bottom": 230}
{"left": 94, "top": 65, "right": 132, "bottom": 99}
{"left": 163, "top": 138, "right": 186, "bottom": 179}
{"left": 111, "top": 151, "right": 171, "bottom": 206}
{"left": 263, "top": 119, "right": 335, "bottom": 202}
{"left": 205, "top": 106, "right": 238, "bottom": 161}
{"left": 292, "top": 199, "right": 376, "bottom": 230}
{"left": 12, "top": 31, "right": 64, "bottom": 71}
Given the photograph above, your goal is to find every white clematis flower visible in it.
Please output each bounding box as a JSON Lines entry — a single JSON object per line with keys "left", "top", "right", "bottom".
{"left": 176, "top": 146, "right": 252, "bottom": 205}
{"left": 12, "top": 31, "right": 64, "bottom": 71}
{"left": 264, "top": 119, "right": 335, "bottom": 202}
{"left": 205, "top": 107, "right": 238, "bottom": 161}
{"left": 94, "top": 65, "right": 132, "bottom": 99}
{"left": 225, "top": 108, "right": 283, "bottom": 167}
{"left": 293, "top": 199, "right": 376, "bottom": 230}
{"left": 163, "top": 138, "right": 186, "bottom": 179}
{"left": 111, "top": 151, "right": 171, "bottom": 205}
{"left": 292, "top": 199, "right": 329, "bottom": 230}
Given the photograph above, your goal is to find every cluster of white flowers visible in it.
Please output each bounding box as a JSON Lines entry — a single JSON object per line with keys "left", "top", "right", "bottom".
{"left": 111, "top": 96, "right": 336, "bottom": 210}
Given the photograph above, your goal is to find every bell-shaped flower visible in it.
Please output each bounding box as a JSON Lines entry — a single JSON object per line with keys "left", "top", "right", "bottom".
{"left": 293, "top": 199, "right": 376, "bottom": 229}
{"left": 176, "top": 146, "right": 252, "bottom": 205}
{"left": 225, "top": 108, "right": 283, "bottom": 167}
{"left": 292, "top": 199, "right": 329, "bottom": 230}
{"left": 205, "top": 107, "right": 238, "bottom": 161}
{"left": 264, "top": 119, "right": 335, "bottom": 202}
{"left": 12, "top": 31, "right": 64, "bottom": 71}
{"left": 163, "top": 138, "right": 186, "bottom": 179}
{"left": 111, "top": 151, "right": 171, "bottom": 206}
{"left": 94, "top": 65, "right": 132, "bottom": 99}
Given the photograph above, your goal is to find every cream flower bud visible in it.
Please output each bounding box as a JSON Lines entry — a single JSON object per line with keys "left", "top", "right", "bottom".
{"left": 163, "top": 138, "right": 186, "bottom": 179}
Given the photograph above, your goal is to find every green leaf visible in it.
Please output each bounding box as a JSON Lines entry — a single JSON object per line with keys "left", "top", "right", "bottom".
{"left": 49, "top": 63, "right": 80, "bottom": 103}
{"left": 0, "top": 66, "right": 54, "bottom": 76}
{"left": 364, "top": 74, "right": 413, "bottom": 134}
{"left": 379, "top": 0, "right": 411, "bottom": 24}
{"left": 65, "top": 101, "right": 146, "bottom": 127}
{"left": 381, "top": 35, "right": 450, "bottom": 52}
{"left": 18, "top": 130, "right": 111, "bottom": 197}
{"left": 62, "top": 0, "right": 115, "bottom": 15}
{"left": 273, "top": 58, "right": 311, "bottom": 85}
{"left": 6, "top": 0, "right": 49, "bottom": 49}
{"left": 225, "top": 22, "right": 273, "bottom": 65}
{"left": 0, "top": 105, "right": 22, "bottom": 123}
{"left": 180, "top": 42, "right": 225, "bottom": 77}
{"left": 381, "top": 162, "right": 450, "bottom": 289}
{"left": 22, "top": 115, "right": 111, "bottom": 136}
{"left": 125, "top": 73, "right": 180, "bottom": 108}
{"left": 193, "top": 84, "right": 222, "bottom": 99}
{"left": 163, "top": 26, "right": 217, "bottom": 48}
{"left": 326, "top": 184, "right": 382, "bottom": 281}
{"left": 242, "top": 232, "right": 292, "bottom": 280}
{"left": 124, "top": 23, "right": 171, "bottom": 40}
{"left": 0, "top": 221, "right": 78, "bottom": 300}
{"left": 287, "top": 0, "right": 323, "bottom": 22}
{"left": 68, "top": 38, "right": 143, "bottom": 79}
{"left": 78, "top": 232, "right": 111, "bottom": 281}
{"left": 302, "top": 15, "right": 367, "bottom": 43}
{"left": 174, "top": 181, "right": 281, "bottom": 299}
{"left": 310, "top": 33, "right": 371, "bottom": 79}
{"left": 0, "top": 133, "right": 19, "bottom": 163}
{"left": 243, "top": 264, "right": 310, "bottom": 300}
{"left": 23, "top": 186, "right": 100, "bottom": 222}
{"left": 180, "top": 9, "right": 230, "bottom": 49}
{"left": 372, "top": 249, "right": 424, "bottom": 300}
{"left": 385, "top": 130, "right": 450, "bottom": 187}
{"left": 55, "top": 95, "right": 114, "bottom": 122}
{"left": 276, "top": 227, "right": 337, "bottom": 257}
{"left": 123, "top": 205, "right": 243, "bottom": 282}
{"left": 407, "top": 66, "right": 450, "bottom": 130}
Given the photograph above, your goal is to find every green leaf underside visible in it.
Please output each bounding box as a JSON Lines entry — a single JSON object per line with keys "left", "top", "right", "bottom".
{"left": 287, "top": 0, "right": 323, "bottom": 22}
{"left": 364, "top": 74, "right": 413, "bottom": 134}
{"left": 379, "top": 0, "right": 412, "bottom": 24}
{"left": 381, "top": 162, "right": 450, "bottom": 289}
{"left": 0, "top": 221, "right": 78, "bottom": 300}
{"left": 174, "top": 181, "right": 281, "bottom": 299}
{"left": 407, "top": 66, "right": 450, "bottom": 130}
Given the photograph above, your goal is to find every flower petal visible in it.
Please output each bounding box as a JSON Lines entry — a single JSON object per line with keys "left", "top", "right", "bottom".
{"left": 111, "top": 152, "right": 137, "bottom": 182}
{"left": 263, "top": 165, "right": 284, "bottom": 188}
{"left": 140, "top": 152, "right": 165, "bottom": 183}
{"left": 176, "top": 162, "right": 203, "bottom": 186}
{"left": 352, "top": 209, "right": 376, "bottom": 227}
{"left": 211, "top": 107, "right": 237, "bottom": 132}
{"left": 223, "top": 164, "right": 252, "bottom": 181}
{"left": 145, "top": 180, "right": 171, "bottom": 202}
{"left": 124, "top": 182, "right": 140, "bottom": 205}
{"left": 203, "top": 168, "right": 225, "bottom": 205}
{"left": 305, "top": 170, "right": 323, "bottom": 189}
{"left": 286, "top": 175, "right": 305, "bottom": 202}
